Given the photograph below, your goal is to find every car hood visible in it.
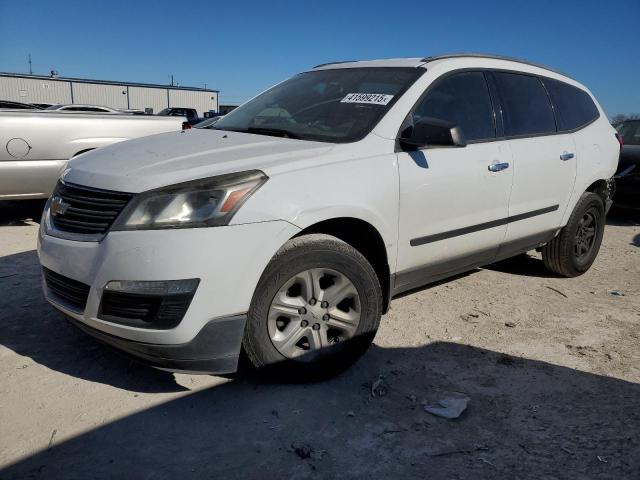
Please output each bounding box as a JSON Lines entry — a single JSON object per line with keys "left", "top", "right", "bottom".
{"left": 65, "top": 129, "right": 334, "bottom": 193}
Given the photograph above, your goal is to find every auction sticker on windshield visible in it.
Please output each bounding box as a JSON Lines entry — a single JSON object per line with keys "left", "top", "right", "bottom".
{"left": 340, "top": 93, "right": 394, "bottom": 105}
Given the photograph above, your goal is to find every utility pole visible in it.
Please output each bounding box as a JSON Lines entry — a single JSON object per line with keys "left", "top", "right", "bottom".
{"left": 28, "top": 54, "right": 32, "bottom": 75}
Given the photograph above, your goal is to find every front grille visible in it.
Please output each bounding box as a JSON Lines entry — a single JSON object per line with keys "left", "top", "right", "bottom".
{"left": 99, "top": 291, "right": 194, "bottom": 329}
{"left": 50, "top": 181, "right": 133, "bottom": 235}
{"left": 43, "top": 267, "right": 91, "bottom": 311}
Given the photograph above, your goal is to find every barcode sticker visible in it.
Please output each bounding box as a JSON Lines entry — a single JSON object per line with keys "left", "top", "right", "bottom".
{"left": 340, "top": 93, "right": 394, "bottom": 105}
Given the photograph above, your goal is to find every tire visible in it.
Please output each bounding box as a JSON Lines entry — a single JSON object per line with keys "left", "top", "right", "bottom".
{"left": 242, "top": 233, "right": 382, "bottom": 381}
{"left": 542, "top": 192, "right": 605, "bottom": 277}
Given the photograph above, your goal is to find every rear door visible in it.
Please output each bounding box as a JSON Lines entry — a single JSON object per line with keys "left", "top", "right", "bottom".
{"left": 491, "top": 71, "right": 577, "bottom": 249}
{"left": 395, "top": 71, "right": 513, "bottom": 290}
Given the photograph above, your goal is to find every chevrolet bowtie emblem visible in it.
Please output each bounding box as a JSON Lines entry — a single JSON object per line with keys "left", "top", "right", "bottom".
{"left": 50, "top": 196, "right": 70, "bottom": 216}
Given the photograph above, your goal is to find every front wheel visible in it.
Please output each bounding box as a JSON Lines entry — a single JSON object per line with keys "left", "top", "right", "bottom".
{"left": 242, "top": 234, "right": 382, "bottom": 381}
{"left": 542, "top": 192, "right": 605, "bottom": 277}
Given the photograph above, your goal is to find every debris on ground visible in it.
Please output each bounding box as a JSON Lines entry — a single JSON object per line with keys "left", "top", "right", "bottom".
{"left": 346, "top": 411, "right": 355, "bottom": 417}
{"left": 460, "top": 313, "right": 480, "bottom": 323}
{"left": 609, "top": 290, "right": 625, "bottom": 297}
{"left": 479, "top": 457, "right": 497, "bottom": 468}
{"left": 504, "top": 322, "right": 516, "bottom": 328}
{"left": 47, "top": 429, "right": 57, "bottom": 450}
{"left": 546, "top": 286, "right": 568, "bottom": 298}
{"left": 290, "top": 442, "right": 312, "bottom": 459}
{"left": 565, "top": 345, "right": 598, "bottom": 356}
{"left": 371, "top": 376, "right": 388, "bottom": 398}
{"left": 597, "top": 455, "right": 608, "bottom": 463}
{"left": 423, "top": 395, "right": 470, "bottom": 419}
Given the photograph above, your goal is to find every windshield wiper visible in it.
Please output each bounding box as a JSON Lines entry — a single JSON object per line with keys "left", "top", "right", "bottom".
{"left": 245, "top": 127, "right": 300, "bottom": 139}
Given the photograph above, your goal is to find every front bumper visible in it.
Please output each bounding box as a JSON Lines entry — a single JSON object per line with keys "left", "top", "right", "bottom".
{"left": 66, "top": 313, "right": 247, "bottom": 374}
{"left": 38, "top": 215, "right": 300, "bottom": 372}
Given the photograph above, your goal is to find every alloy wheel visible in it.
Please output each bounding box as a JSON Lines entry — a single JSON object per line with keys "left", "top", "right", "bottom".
{"left": 574, "top": 209, "right": 598, "bottom": 261}
{"left": 267, "top": 268, "right": 361, "bottom": 360}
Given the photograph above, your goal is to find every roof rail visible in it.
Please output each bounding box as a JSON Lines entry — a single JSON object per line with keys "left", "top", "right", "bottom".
{"left": 420, "top": 53, "right": 572, "bottom": 79}
{"left": 312, "top": 60, "right": 358, "bottom": 69}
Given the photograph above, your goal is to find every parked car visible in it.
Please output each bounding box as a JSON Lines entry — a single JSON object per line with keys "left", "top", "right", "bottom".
{"left": 0, "top": 110, "right": 184, "bottom": 200}
{"left": 0, "top": 100, "right": 42, "bottom": 110}
{"left": 614, "top": 120, "right": 640, "bottom": 208}
{"left": 45, "top": 104, "right": 123, "bottom": 113}
{"left": 157, "top": 107, "right": 200, "bottom": 124}
{"left": 38, "top": 54, "right": 618, "bottom": 380}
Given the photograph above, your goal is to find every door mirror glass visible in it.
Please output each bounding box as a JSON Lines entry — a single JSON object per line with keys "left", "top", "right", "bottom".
{"left": 400, "top": 117, "right": 466, "bottom": 149}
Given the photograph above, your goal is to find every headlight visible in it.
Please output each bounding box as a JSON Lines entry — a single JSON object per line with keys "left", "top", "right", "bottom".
{"left": 111, "top": 170, "right": 267, "bottom": 231}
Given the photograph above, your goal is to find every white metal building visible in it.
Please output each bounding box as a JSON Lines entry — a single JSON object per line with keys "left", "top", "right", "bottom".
{"left": 0, "top": 72, "right": 219, "bottom": 116}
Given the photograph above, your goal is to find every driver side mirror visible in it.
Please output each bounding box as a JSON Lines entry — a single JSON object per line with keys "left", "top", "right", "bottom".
{"left": 399, "top": 117, "right": 466, "bottom": 149}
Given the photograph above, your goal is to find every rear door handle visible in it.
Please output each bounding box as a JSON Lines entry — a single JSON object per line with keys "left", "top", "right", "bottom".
{"left": 488, "top": 162, "right": 510, "bottom": 172}
{"left": 560, "top": 152, "right": 575, "bottom": 161}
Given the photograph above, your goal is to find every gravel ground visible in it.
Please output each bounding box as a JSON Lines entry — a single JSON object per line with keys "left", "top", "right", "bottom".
{"left": 0, "top": 203, "right": 638, "bottom": 479}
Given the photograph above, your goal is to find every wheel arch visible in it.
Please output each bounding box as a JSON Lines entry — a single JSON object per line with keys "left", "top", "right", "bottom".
{"left": 585, "top": 179, "right": 611, "bottom": 203}
{"left": 561, "top": 176, "right": 613, "bottom": 226}
{"left": 292, "top": 217, "right": 392, "bottom": 314}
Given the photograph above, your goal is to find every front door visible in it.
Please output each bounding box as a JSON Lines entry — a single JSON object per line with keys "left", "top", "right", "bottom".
{"left": 395, "top": 71, "right": 513, "bottom": 292}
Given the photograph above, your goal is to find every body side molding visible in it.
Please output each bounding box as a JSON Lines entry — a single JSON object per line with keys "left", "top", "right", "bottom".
{"left": 410, "top": 205, "right": 559, "bottom": 247}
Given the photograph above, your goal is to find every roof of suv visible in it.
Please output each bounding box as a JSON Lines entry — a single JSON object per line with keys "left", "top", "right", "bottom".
{"left": 312, "top": 53, "right": 570, "bottom": 79}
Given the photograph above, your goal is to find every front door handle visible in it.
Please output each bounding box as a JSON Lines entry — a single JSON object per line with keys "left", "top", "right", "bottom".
{"left": 488, "top": 162, "right": 510, "bottom": 172}
{"left": 560, "top": 152, "right": 575, "bottom": 161}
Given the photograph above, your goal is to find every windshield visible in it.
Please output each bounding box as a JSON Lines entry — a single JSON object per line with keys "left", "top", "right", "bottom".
{"left": 213, "top": 67, "right": 424, "bottom": 143}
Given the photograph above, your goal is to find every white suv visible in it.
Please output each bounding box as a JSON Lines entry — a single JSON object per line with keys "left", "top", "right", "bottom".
{"left": 38, "top": 54, "right": 619, "bottom": 379}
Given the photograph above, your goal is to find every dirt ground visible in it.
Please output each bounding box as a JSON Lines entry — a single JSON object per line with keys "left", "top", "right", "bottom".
{"left": 0, "top": 203, "right": 638, "bottom": 480}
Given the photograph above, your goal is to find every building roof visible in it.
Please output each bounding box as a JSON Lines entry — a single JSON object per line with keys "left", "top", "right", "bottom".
{"left": 0, "top": 72, "right": 218, "bottom": 93}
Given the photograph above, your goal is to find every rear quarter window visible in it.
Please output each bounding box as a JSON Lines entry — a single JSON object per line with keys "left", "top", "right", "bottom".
{"left": 544, "top": 78, "right": 599, "bottom": 131}
{"left": 493, "top": 72, "right": 556, "bottom": 137}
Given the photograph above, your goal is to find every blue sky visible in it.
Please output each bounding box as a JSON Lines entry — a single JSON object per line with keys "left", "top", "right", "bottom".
{"left": 0, "top": 0, "right": 638, "bottom": 116}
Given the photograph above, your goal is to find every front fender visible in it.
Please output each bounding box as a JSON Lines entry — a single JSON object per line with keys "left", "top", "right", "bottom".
{"left": 232, "top": 150, "right": 400, "bottom": 272}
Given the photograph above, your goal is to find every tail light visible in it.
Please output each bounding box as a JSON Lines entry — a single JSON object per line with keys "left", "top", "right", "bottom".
{"left": 182, "top": 121, "right": 192, "bottom": 130}
{"left": 615, "top": 132, "right": 623, "bottom": 151}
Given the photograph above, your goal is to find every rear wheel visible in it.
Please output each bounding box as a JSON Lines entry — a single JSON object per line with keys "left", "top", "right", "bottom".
{"left": 542, "top": 192, "right": 605, "bottom": 277}
{"left": 242, "top": 234, "right": 382, "bottom": 381}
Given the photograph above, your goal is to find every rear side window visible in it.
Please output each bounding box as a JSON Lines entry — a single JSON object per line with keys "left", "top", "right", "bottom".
{"left": 544, "top": 79, "right": 599, "bottom": 131}
{"left": 412, "top": 71, "right": 495, "bottom": 141}
{"left": 493, "top": 72, "right": 556, "bottom": 137}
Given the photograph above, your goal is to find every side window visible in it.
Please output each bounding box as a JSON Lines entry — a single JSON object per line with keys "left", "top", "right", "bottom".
{"left": 411, "top": 71, "right": 495, "bottom": 142}
{"left": 543, "top": 78, "right": 599, "bottom": 131}
{"left": 493, "top": 72, "right": 556, "bottom": 137}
